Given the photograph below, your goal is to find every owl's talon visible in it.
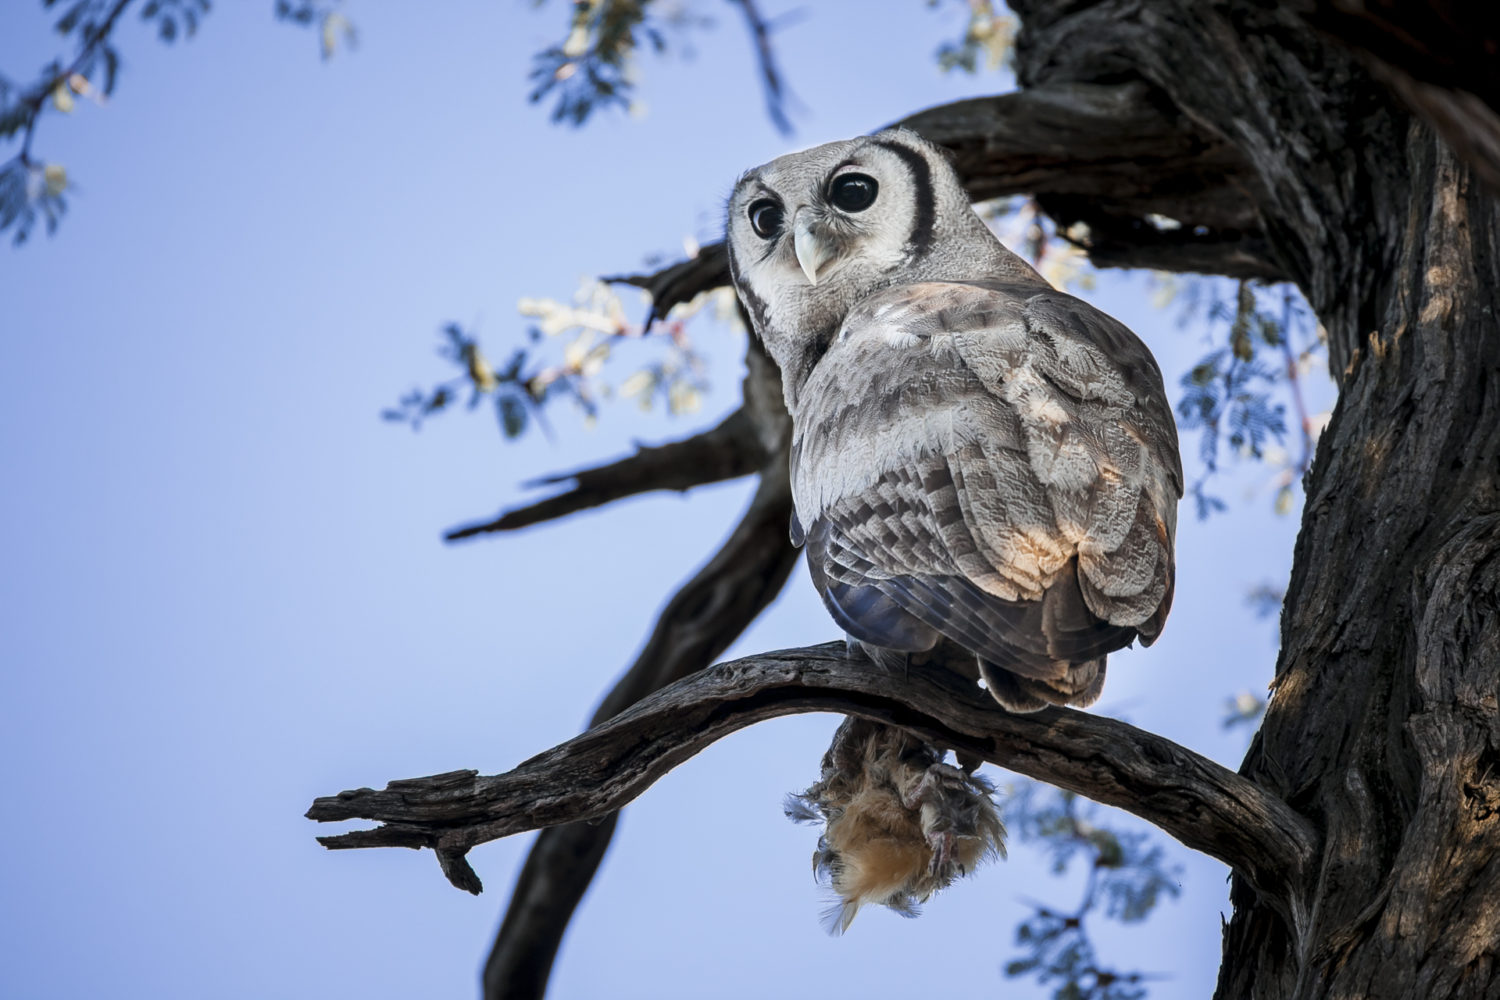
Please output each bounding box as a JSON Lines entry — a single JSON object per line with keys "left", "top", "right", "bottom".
{"left": 926, "top": 829, "right": 956, "bottom": 876}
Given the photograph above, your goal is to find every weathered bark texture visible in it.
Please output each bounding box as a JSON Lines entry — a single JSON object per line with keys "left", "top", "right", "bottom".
{"left": 1002, "top": 0, "right": 1500, "bottom": 996}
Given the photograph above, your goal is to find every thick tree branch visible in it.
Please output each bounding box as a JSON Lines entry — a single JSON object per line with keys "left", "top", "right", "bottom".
{"left": 895, "top": 83, "right": 1270, "bottom": 244}
{"left": 308, "top": 641, "right": 1317, "bottom": 915}
{"left": 605, "top": 82, "right": 1283, "bottom": 311}
{"left": 444, "top": 406, "right": 767, "bottom": 541}
{"left": 473, "top": 341, "right": 796, "bottom": 1000}
{"left": 1294, "top": 0, "right": 1500, "bottom": 193}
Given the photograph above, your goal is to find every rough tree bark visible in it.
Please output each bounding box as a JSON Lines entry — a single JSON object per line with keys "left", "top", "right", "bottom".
{"left": 308, "top": 2, "right": 1499, "bottom": 997}
{"left": 1003, "top": 0, "right": 1500, "bottom": 995}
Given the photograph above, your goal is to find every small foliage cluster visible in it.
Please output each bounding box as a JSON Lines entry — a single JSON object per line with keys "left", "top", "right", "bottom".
{"left": 929, "top": 0, "right": 1014, "bottom": 74}
{"left": 528, "top": 0, "right": 792, "bottom": 133}
{"left": 1, "top": 0, "right": 351, "bottom": 244}
{"left": 382, "top": 279, "right": 721, "bottom": 438}
{"left": 1175, "top": 281, "right": 1321, "bottom": 518}
{"left": 273, "top": 1, "right": 356, "bottom": 60}
{"left": 529, "top": 0, "right": 705, "bottom": 126}
{"left": 0, "top": 0, "right": 130, "bottom": 243}
{"left": 136, "top": 0, "right": 210, "bottom": 42}
{"left": 1002, "top": 785, "right": 1180, "bottom": 1000}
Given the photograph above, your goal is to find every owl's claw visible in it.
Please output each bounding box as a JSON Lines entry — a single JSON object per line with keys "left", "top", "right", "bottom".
{"left": 926, "top": 828, "right": 956, "bottom": 876}
{"left": 899, "top": 761, "right": 963, "bottom": 810}
{"left": 899, "top": 763, "right": 970, "bottom": 878}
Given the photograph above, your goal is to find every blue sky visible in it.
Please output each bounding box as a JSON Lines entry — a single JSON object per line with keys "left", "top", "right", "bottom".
{"left": 0, "top": 3, "right": 1328, "bottom": 998}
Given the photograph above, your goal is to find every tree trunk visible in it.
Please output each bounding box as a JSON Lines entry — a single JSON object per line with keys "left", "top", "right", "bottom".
{"left": 1010, "top": 2, "right": 1500, "bottom": 996}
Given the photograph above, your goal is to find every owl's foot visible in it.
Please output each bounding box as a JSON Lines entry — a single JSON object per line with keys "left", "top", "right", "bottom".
{"left": 925, "top": 828, "right": 958, "bottom": 877}
{"left": 899, "top": 762, "right": 971, "bottom": 877}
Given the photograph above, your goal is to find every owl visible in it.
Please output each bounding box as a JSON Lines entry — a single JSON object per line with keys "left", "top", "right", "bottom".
{"left": 725, "top": 128, "right": 1182, "bottom": 713}
{"left": 726, "top": 130, "right": 1181, "bottom": 929}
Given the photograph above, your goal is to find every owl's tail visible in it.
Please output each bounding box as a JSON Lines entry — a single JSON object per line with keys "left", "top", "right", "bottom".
{"left": 977, "top": 655, "right": 1107, "bottom": 713}
{"left": 852, "top": 636, "right": 1107, "bottom": 713}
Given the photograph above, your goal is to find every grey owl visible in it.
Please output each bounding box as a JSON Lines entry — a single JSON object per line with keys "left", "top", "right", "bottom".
{"left": 725, "top": 129, "right": 1182, "bottom": 713}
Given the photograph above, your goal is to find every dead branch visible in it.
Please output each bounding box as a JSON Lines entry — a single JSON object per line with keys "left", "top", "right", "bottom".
{"left": 308, "top": 640, "right": 1318, "bottom": 916}
{"left": 444, "top": 406, "right": 767, "bottom": 541}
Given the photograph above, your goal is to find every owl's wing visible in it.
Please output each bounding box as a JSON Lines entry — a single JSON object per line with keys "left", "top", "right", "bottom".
{"left": 792, "top": 280, "right": 1181, "bottom": 682}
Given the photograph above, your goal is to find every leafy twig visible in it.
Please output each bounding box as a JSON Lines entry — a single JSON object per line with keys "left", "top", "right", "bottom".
{"left": 1001, "top": 785, "right": 1180, "bottom": 999}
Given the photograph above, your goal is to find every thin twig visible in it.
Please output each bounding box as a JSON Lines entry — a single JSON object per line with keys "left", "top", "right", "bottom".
{"left": 725, "top": 0, "right": 794, "bottom": 135}
{"left": 11, "top": 0, "right": 134, "bottom": 167}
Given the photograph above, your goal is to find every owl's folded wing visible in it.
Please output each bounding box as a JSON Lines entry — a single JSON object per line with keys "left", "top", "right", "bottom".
{"left": 793, "top": 280, "right": 1181, "bottom": 678}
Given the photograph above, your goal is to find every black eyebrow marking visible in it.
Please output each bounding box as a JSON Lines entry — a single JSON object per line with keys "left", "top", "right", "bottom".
{"left": 871, "top": 138, "right": 935, "bottom": 258}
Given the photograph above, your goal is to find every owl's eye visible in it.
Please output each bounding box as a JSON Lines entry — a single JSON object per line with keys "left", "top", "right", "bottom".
{"left": 748, "top": 200, "right": 784, "bottom": 239}
{"left": 829, "top": 173, "right": 878, "bottom": 212}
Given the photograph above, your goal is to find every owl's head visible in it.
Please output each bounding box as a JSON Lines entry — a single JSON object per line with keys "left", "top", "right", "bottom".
{"left": 725, "top": 129, "right": 1018, "bottom": 403}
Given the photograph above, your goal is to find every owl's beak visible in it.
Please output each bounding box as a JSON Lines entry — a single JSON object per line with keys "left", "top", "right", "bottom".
{"left": 793, "top": 209, "right": 835, "bottom": 286}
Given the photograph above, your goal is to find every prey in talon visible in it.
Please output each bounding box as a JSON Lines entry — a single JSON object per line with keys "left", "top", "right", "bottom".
{"left": 785, "top": 718, "right": 1006, "bottom": 934}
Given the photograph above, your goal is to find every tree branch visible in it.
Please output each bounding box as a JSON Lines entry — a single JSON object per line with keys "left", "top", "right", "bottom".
{"left": 1294, "top": 0, "right": 1500, "bottom": 193}
{"left": 444, "top": 406, "right": 767, "bottom": 541}
{"left": 726, "top": 0, "right": 794, "bottom": 136}
{"left": 11, "top": 0, "right": 135, "bottom": 164}
{"left": 308, "top": 640, "right": 1317, "bottom": 915}
{"left": 471, "top": 341, "right": 796, "bottom": 1000}
{"left": 896, "top": 82, "right": 1265, "bottom": 234}
{"left": 604, "top": 81, "right": 1283, "bottom": 310}
{"left": 603, "top": 246, "right": 731, "bottom": 332}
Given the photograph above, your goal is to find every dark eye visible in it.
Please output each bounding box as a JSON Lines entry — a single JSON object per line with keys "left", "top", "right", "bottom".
{"left": 829, "top": 173, "right": 878, "bottom": 212}
{"left": 748, "top": 199, "right": 784, "bottom": 239}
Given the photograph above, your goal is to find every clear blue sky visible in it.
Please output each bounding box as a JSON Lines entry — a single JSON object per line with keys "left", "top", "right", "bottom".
{"left": 0, "top": 3, "right": 1327, "bottom": 998}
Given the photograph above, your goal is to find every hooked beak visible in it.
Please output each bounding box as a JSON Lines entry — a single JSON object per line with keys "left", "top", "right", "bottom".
{"left": 792, "top": 208, "right": 836, "bottom": 286}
